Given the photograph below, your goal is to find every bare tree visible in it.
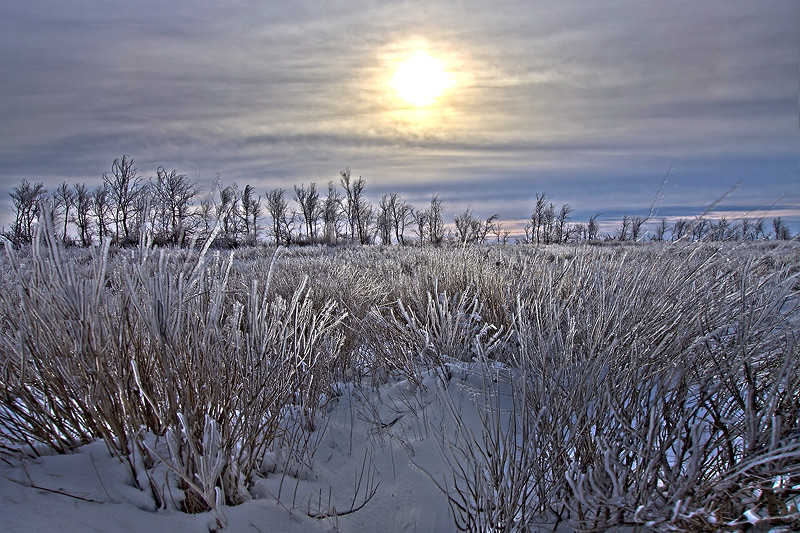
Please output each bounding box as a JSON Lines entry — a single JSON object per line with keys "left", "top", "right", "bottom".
{"left": 692, "top": 216, "right": 709, "bottom": 241}
{"left": 587, "top": 213, "right": 600, "bottom": 242}
{"left": 53, "top": 182, "right": 75, "bottom": 244}
{"left": 322, "top": 181, "right": 342, "bottom": 245}
{"left": 478, "top": 214, "right": 498, "bottom": 244}
{"left": 384, "top": 192, "right": 413, "bottom": 246}
{"left": 652, "top": 218, "right": 668, "bottom": 242}
{"left": 413, "top": 208, "right": 429, "bottom": 243}
{"left": 455, "top": 209, "right": 498, "bottom": 245}
{"left": 197, "top": 198, "right": 214, "bottom": 241}
{"left": 44, "top": 190, "right": 64, "bottom": 241}
{"left": 710, "top": 216, "right": 732, "bottom": 241}
{"left": 739, "top": 217, "right": 766, "bottom": 241}
{"left": 240, "top": 184, "right": 260, "bottom": 246}
{"left": 92, "top": 184, "right": 111, "bottom": 245}
{"left": 249, "top": 192, "right": 262, "bottom": 245}
{"left": 104, "top": 155, "right": 143, "bottom": 244}
{"left": 528, "top": 193, "right": 555, "bottom": 244}
{"left": 740, "top": 218, "right": 752, "bottom": 241}
{"left": 617, "top": 215, "right": 630, "bottom": 241}
{"left": 672, "top": 218, "right": 689, "bottom": 241}
{"left": 753, "top": 218, "right": 766, "bottom": 240}
{"left": 454, "top": 207, "right": 481, "bottom": 244}
{"left": 541, "top": 202, "right": 555, "bottom": 244}
{"left": 294, "top": 183, "right": 321, "bottom": 243}
{"left": 492, "top": 220, "right": 511, "bottom": 244}
{"left": 3, "top": 179, "right": 47, "bottom": 246}
{"left": 397, "top": 195, "right": 414, "bottom": 246}
{"left": 339, "top": 169, "right": 372, "bottom": 244}
{"left": 150, "top": 167, "right": 199, "bottom": 245}
{"left": 427, "top": 194, "right": 445, "bottom": 245}
{"left": 134, "top": 184, "right": 153, "bottom": 239}
{"left": 555, "top": 204, "right": 573, "bottom": 244}
{"left": 356, "top": 201, "right": 375, "bottom": 245}
{"left": 216, "top": 183, "right": 240, "bottom": 245}
{"left": 266, "top": 188, "right": 292, "bottom": 246}
{"left": 531, "top": 193, "right": 549, "bottom": 244}
{"left": 772, "top": 217, "right": 791, "bottom": 240}
{"left": 377, "top": 195, "right": 393, "bottom": 245}
{"left": 572, "top": 223, "right": 587, "bottom": 242}
{"left": 240, "top": 184, "right": 253, "bottom": 240}
{"left": 522, "top": 219, "right": 533, "bottom": 244}
{"left": 72, "top": 183, "right": 93, "bottom": 246}
{"left": 339, "top": 168, "right": 357, "bottom": 242}
{"left": 630, "top": 216, "right": 646, "bottom": 242}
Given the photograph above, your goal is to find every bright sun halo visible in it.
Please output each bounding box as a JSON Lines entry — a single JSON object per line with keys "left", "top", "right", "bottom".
{"left": 392, "top": 51, "right": 451, "bottom": 107}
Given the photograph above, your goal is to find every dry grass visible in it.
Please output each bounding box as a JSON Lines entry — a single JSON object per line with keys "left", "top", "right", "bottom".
{"left": 0, "top": 229, "right": 346, "bottom": 527}
{"left": 1, "top": 231, "right": 798, "bottom": 531}
{"left": 415, "top": 243, "right": 799, "bottom": 531}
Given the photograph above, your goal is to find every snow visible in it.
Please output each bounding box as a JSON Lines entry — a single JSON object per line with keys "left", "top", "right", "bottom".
{"left": 0, "top": 368, "right": 495, "bottom": 533}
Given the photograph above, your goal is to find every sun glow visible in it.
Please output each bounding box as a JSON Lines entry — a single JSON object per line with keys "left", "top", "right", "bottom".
{"left": 392, "top": 51, "right": 452, "bottom": 107}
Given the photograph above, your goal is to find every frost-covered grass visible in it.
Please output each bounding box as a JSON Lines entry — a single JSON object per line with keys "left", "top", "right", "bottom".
{"left": 1, "top": 232, "right": 798, "bottom": 532}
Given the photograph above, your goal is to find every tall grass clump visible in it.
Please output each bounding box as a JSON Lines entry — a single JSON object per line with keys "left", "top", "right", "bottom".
{"left": 0, "top": 223, "right": 346, "bottom": 525}
{"left": 425, "top": 243, "right": 799, "bottom": 531}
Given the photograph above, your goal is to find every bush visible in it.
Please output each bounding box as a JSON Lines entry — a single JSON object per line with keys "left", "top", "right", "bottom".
{"left": 0, "top": 227, "right": 346, "bottom": 527}
{"left": 1, "top": 230, "right": 798, "bottom": 531}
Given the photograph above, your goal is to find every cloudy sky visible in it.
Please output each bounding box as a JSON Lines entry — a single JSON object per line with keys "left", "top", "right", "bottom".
{"left": 1, "top": 0, "right": 798, "bottom": 237}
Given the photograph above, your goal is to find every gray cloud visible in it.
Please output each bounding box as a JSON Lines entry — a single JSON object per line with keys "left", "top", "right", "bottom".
{"left": 1, "top": 0, "right": 797, "bottom": 233}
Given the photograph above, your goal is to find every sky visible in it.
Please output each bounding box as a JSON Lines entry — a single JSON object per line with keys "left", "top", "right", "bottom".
{"left": 1, "top": 0, "right": 798, "bottom": 238}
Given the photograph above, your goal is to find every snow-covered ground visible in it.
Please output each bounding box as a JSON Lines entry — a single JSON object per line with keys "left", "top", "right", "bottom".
{"left": 0, "top": 366, "right": 523, "bottom": 532}
{"left": 3, "top": 242, "right": 798, "bottom": 532}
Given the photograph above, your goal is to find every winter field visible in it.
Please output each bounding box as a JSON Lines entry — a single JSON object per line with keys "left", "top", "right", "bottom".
{"left": 1, "top": 234, "right": 798, "bottom": 532}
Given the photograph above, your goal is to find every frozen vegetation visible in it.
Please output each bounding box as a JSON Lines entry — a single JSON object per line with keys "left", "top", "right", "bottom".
{"left": 1, "top": 229, "right": 798, "bottom": 532}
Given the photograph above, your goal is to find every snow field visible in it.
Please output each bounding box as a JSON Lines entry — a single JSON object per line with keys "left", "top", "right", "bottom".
{"left": 2, "top": 236, "right": 799, "bottom": 531}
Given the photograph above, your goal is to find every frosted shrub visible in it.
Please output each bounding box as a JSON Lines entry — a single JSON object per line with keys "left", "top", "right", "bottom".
{"left": 427, "top": 243, "right": 799, "bottom": 532}
{"left": 0, "top": 229, "right": 115, "bottom": 454}
{"left": 563, "top": 252, "right": 800, "bottom": 530}
{"left": 357, "top": 276, "right": 511, "bottom": 395}
{"left": 0, "top": 224, "right": 346, "bottom": 516}
{"left": 427, "top": 359, "right": 550, "bottom": 533}
{"left": 2, "top": 228, "right": 797, "bottom": 529}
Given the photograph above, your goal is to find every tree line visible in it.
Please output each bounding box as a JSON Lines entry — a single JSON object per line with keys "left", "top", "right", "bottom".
{"left": 1, "top": 155, "right": 793, "bottom": 248}
{"left": 517, "top": 192, "right": 793, "bottom": 244}
{"left": 1, "top": 156, "right": 446, "bottom": 248}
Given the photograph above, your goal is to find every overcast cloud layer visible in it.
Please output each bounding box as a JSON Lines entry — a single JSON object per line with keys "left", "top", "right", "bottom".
{"left": 1, "top": 0, "right": 798, "bottom": 235}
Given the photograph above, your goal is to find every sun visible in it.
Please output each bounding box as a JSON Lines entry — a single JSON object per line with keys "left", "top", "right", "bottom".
{"left": 392, "top": 51, "right": 452, "bottom": 107}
